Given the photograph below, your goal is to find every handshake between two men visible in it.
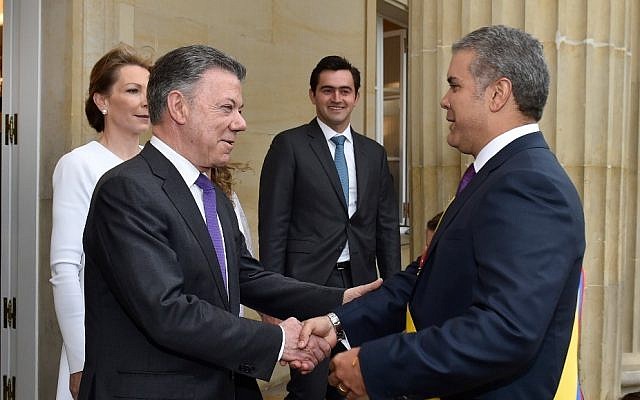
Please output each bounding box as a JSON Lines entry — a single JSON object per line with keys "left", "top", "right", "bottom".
{"left": 275, "top": 278, "right": 383, "bottom": 399}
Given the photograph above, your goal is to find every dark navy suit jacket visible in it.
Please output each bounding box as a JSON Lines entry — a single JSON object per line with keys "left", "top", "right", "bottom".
{"left": 337, "top": 132, "right": 585, "bottom": 399}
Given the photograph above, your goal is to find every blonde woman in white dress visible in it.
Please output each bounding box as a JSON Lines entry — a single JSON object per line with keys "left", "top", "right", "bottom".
{"left": 50, "top": 45, "right": 151, "bottom": 400}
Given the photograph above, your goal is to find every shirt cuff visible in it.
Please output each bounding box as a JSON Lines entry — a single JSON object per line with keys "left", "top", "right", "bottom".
{"left": 340, "top": 336, "right": 352, "bottom": 350}
{"left": 277, "top": 326, "right": 285, "bottom": 361}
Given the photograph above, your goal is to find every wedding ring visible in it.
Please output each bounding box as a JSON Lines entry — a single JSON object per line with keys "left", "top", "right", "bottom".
{"left": 337, "top": 382, "right": 349, "bottom": 395}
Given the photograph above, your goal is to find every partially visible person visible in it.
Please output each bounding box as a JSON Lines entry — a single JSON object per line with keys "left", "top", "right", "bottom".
{"left": 212, "top": 165, "right": 253, "bottom": 317}
{"left": 424, "top": 211, "right": 443, "bottom": 255}
{"left": 78, "top": 44, "right": 381, "bottom": 400}
{"left": 259, "top": 55, "right": 400, "bottom": 400}
{"left": 49, "top": 45, "right": 151, "bottom": 400}
{"left": 301, "top": 25, "right": 585, "bottom": 399}
{"left": 212, "top": 165, "right": 254, "bottom": 256}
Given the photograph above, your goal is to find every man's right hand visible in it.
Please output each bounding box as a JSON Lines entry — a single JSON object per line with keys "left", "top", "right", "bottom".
{"left": 69, "top": 371, "right": 82, "bottom": 400}
{"left": 279, "top": 317, "right": 331, "bottom": 373}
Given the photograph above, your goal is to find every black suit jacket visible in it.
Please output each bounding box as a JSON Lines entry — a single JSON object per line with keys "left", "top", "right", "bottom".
{"left": 259, "top": 119, "right": 400, "bottom": 286}
{"left": 79, "top": 143, "right": 343, "bottom": 400}
{"left": 336, "top": 133, "right": 585, "bottom": 399}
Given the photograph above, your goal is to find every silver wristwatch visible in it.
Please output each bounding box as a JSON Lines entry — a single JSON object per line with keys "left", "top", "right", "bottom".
{"left": 327, "top": 312, "right": 345, "bottom": 340}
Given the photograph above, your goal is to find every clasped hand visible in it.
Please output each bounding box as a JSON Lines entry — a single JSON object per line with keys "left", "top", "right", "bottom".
{"left": 298, "top": 316, "right": 368, "bottom": 398}
{"left": 279, "top": 317, "right": 331, "bottom": 373}
{"left": 279, "top": 279, "right": 383, "bottom": 376}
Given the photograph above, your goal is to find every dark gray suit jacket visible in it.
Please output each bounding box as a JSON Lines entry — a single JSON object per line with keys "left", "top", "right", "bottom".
{"left": 79, "top": 143, "right": 343, "bottom": 400}
{"left": 259, "top": 119, "right": 400, "bottom": 286}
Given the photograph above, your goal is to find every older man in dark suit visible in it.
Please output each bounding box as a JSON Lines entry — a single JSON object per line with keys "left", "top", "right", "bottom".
{"left": 259, "top": 55, "right": 401, "bottom": 399}
{"left": 301, "top": 25, "right": 586, "bottom": 399}
{"left": 79, "top": 45, "right": 380, "bottom": 400}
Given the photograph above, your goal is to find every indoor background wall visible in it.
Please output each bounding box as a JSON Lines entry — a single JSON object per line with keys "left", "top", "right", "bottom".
{"left": 38, "top": 0, "right": 640, "bottom": 399}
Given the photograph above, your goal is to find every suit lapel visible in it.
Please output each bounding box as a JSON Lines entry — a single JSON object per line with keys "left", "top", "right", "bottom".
{"left": 215, "top": 187, "right": 240, "bottom": 314}
{"left": 352, "top": 131, "right": 368, "bottom": 216}
{"left": 306, "top": 119, "right": 349, "bottom": 212}
{"left": 141, "top": 144, "right": 230, "bottom": 310}
{"left": 426, "top": 132, "right": 549, "bottom": 260}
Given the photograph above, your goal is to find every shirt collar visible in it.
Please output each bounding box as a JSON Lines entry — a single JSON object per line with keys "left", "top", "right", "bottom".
{"left": 316, "top": 117, "right": 353, "bottom": 143}
{"left": 150, "top": 135, "right": 202, "bottom": 187}
{"left": 474, "top": 123, "right": 539, "bottom": 172}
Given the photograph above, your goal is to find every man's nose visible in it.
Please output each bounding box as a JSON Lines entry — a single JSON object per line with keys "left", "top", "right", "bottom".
{"left": 232, "top": 113, "right": 247, "bottom": 132}
{"left": 440, "top": 92, "right": 450, "bottom": 110}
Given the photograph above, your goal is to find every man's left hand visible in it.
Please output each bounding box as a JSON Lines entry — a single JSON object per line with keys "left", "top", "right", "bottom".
{"left": 328, "top": 347, "right": 368, "bottom": 399}
{"left": 343, "top": 278, "right": 382, "bottom": 304}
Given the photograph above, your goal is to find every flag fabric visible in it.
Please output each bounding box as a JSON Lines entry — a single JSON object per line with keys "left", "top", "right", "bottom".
{"left": 553, "top": 268, "right": 585, "bottom": 400}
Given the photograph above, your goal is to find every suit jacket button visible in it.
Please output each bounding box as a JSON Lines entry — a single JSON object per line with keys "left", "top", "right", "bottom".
{"left": 239, "top": 363, "right": 254, "bottom": 374}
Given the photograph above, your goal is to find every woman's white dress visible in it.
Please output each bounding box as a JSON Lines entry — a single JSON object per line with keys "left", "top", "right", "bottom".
{"left": 50, "top": 141, "right": 125, "bottom": 400}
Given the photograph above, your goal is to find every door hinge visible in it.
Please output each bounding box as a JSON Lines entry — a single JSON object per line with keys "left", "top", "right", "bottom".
{"left": 3, "top": 297, "right": 16, "bottom": 329}
{"left": 2, "top": 375, "right": 15, "bottom": 400}
{"left": 4, "top": 114, "right": 17, "bottom": 145}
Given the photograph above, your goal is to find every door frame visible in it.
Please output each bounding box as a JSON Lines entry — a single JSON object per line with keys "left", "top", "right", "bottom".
{"left": 1, "top": 0, "right": 41, "bottom": 398}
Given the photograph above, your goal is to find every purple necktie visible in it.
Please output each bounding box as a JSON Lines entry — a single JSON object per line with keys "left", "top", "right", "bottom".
{"left": 195, "top": 174, "right": 227, "bottom": 291}
{"left": 456, "top": 164, "right": 476, "bottom": 195}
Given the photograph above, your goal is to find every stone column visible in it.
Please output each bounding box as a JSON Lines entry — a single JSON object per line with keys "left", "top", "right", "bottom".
{"left": 407, "top": 1, "right": 640, "bottom": 398}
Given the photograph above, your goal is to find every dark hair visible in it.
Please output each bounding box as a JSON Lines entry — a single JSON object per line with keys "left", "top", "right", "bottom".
{"left": 85, "top": 44, "right": 151, "bottom": 132}
{"left": 452, "top": 25, "right": 549, "bottom": 121}
{"left": 147, "top": 45, "right": 246, "bottom": 124}
{"left": 309, "top": 55, "right": 361, "bottom": 93}
{"left": 426, "top": 212, "right": 443, "bottom": 232}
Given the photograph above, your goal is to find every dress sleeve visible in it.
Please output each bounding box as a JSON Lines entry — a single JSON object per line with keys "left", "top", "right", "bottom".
{"left": 231, "top": 191, "right": 254, "bottom": 257}
{"left": 49, "top": 153, "right": 93, "bottom": 374}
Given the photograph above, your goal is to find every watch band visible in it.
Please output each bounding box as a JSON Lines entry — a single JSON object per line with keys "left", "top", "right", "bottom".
{"left": 327, "top": 312, "right": 346, "bottom": 340}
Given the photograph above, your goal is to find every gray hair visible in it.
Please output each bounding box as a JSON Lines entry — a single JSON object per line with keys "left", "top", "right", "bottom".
{"left": 147, "top": 45, "right": 246, "bottom": 124}
{"left": 452, "top": 25, "right": 549, "bottom": 121}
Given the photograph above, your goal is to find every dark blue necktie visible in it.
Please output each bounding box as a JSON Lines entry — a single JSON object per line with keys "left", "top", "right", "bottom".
{"left": 331, "top": 135, "right": 349, "bottom": 204}
{"left": 195, "top": 174, "right": 227, "bottom": 291}
{"left": 456, "top": 164, "right": 476, "bottom": 195}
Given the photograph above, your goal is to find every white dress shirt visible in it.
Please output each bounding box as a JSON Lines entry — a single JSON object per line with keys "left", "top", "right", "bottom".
{"left": 150, "top": 136, "right": 229, "bottom": 292}
{"left": 473, "top": 123, "right": 540, "bottom": 172}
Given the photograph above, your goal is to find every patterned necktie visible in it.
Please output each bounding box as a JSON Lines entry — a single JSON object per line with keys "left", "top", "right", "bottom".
{"left": 195, "top": 174, "right": 227, "bottom": 291}
{"left": 331, "top": 135, "right": 349, "bottom": 204}
{"left": 456, "top": 163, "right": 476, "bottom": 195}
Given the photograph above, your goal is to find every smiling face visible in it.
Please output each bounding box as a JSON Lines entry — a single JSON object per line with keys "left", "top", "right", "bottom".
{"left": 440, "top": 50, "right": 491, "bottom": 156}
{"left": 309, "top": 69, "right": 359, "bottom": 132}
{"left": 180, "top": 68, "right": 246, "bottom": 171}
{"left": 96, "top": 64, "right": 150, "bottom": 136}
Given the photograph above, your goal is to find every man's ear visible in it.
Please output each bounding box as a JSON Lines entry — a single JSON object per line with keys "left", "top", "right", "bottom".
{"left": 488, "top": 77, "right": 512, "bottom": 113}
{"left": 308, "top": 88, "right": 317, "bottom": 105}
{"left": 166, "top": 90, "right": 188, "bottom": 125}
